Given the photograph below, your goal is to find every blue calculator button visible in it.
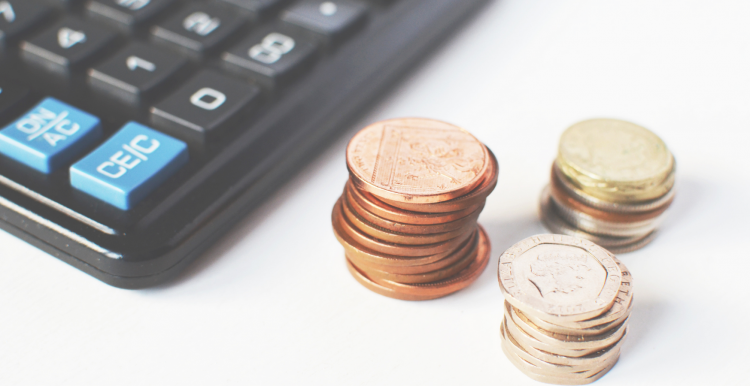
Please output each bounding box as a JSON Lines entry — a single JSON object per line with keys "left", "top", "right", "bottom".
{"left": 70, "top": 122, "right": 188, "bottom": 210}
{"left": 0, "top": 98, "right": 102, "bottom": 173}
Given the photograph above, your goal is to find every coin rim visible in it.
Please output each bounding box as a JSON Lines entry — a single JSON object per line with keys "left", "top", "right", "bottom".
{"left": 498, "top": 234, "right": 623, "bottom": 322}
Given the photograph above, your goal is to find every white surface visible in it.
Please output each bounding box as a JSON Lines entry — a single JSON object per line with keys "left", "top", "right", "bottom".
{"left": 2, "top": 1, "right": 749, "bottom": 385}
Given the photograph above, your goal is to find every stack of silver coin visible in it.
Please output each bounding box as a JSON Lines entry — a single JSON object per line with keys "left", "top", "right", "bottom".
{"left": 498, "top": 235, "right": 634, "bottom": 385}
{"left": 540, "top": 119, "right": 676, "bottom": 253}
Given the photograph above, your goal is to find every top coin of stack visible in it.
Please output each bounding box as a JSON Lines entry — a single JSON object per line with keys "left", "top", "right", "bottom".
{"left": 498, "top": 234, "right": 634, "bottom": 385}
{"left": 332, "top": 118, "right": 497, "bottom": 300}
{"left": 540, "top": 119, "right": 676, "bottom": 253}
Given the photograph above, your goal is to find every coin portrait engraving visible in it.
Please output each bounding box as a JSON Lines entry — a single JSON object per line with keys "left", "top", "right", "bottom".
{"left": 498, "top": 234, "right": 621, "bottom": 320}
{"left": 529, "top": 253, "right": 594, "bottom": 298}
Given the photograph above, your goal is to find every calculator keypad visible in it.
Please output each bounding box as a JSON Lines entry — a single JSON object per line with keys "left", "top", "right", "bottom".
{"left": 0, "top": 0, "right": 374, "bottom": 211}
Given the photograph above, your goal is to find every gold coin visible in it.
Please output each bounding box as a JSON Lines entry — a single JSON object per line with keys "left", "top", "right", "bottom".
{"left": 557, "top": 119, "right": 674, "bottom": 202}
{"left": 549, "top": 166, "right": 673, "bottom": 222}
{"left": 346, "top": 118, "right": 489, "bottom": 204}
{"left": 552, "top": 162, "right": 676, "bottom": 214}
{"left": 497, "top": 234, "right": 623, "bottom": 323}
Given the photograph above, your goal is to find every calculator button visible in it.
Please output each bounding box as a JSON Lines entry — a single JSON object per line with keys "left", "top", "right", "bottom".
{"left": 0, "top": 84, "right": 31, "bottom": 124}
{"left": 150, "top": 70, "right": 260, "bottom": 142}
{"left": 218, "top": 0, "right": 289, "bottom": 19}
{"left": 150, "top": 3, "right": 246, "bottom": 57}
{"left": 280, "top": 0, "right": 367, "bottom": 44}
{"left": 0, "top": 0, "right": 53, "bottom": 49}
{"left": 221, "top": 25, "right": 316, "bottom": 89}
{"left": 0, "top": 97, "right": 102, "bottom": 173}
{"left": 70, "top": 122, "right": 188, "bottom": 210}
{"left": 86, "top": 0, "right": 177, "bottom": 30}
{"left": 20, "top": 17, "right": 117, "bottom": 75}
{"left": 88, "top": 42, "right": 188, "bottom": 104}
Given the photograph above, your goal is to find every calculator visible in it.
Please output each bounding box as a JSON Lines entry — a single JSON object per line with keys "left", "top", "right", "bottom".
{"left": 0, "top": 0, "right": 488, "bottom": 288}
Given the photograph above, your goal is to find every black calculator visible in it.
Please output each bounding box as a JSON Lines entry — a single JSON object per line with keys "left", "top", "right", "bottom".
{"left": 0, "top": 0, "right": 487, "bottom": 288}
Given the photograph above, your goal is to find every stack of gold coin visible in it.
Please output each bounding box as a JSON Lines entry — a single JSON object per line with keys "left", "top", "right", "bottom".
{"left": 332, "top": 118, "right": 497, "bottom": 301}
{"left": 540, "top": 119, "right": 676, "bottom": 253}
{"left": 498, "top": 234, "right": 634, "bottom": 385}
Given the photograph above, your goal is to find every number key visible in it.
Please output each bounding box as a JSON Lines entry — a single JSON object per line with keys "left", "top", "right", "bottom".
{"left": 0, "top": 0, "right": 52, "bottom": 50}
{"left": 20, "top": 17, "right": 117, "bottom": 75}
{"left": 150, "top": 3, "right": 246, "bottom": 57}
{"left": 221, "top": 24, "right": 316, "bottom": 89}
{"left": 150, "top": 70, "right": 261, "bottom": 142}
{"left": 88, "top": 42, "right": 188, "bottom": 104}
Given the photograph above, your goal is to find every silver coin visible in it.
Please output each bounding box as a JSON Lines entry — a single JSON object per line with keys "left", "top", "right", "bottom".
{"left": 549, "top": 192, "right": 663, "bottom": 238}
{"left": 539, "top": 188, "right": 657, "bottom": 253}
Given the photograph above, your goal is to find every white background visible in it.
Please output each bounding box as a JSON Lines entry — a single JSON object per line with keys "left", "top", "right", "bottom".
{"left": 2, "top": 1, "right": 750, "bottom": 385}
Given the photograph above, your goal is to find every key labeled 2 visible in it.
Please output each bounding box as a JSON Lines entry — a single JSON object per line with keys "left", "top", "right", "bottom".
{"left": 0, "top": 97, "right": 101, "bottom": 173}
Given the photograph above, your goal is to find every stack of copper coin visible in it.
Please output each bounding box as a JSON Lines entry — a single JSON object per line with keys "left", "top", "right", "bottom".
{"left": 332, "top": 118, "right": 497, "bottom": 300}
{"left": 540, "top": 119, "right": 676, "bottom": 253}
{"left": 498, "top": 235, "right": 634, "bottom": 385}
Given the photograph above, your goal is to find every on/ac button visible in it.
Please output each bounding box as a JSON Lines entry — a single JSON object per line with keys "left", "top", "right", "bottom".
{"left": 0, "top": 97, "right": 102, "bottom": 173}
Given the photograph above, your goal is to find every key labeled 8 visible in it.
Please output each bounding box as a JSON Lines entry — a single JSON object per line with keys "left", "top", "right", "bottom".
{"left": 249, "top": 33, "right": 295, "bottom": 64}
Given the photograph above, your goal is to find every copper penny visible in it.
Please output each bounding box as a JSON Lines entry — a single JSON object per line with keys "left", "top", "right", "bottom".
{"left": 345, "top": 225, "right": 490, "bottom": 300}
{"left": 347, "top": 178, "right": 484, "bottom": 225}
{"left": 345, "top": 230, "right": 479, "bottom": 275}
{"left": 549, "top": 166, "right": 672, "bottom": 223}
{"left": 345, "top": 183, "right": 483, "bottom": 234}
{"left": 350, "top": 233, "right": 479, "bottom": 284}
{"left": 332, "top": 198, "right": 471, "bottom": 257}
{"left": 379, "top": 147, "right": 498, "bottom": 213}
{"left": 341, "top": 195, "right": 474, "bottom": 245}
{"left": 346, "top": 118, "right": 489, "bottom": 204}
{"left": 332, "top": 210, "right": 472, "bottom": 268}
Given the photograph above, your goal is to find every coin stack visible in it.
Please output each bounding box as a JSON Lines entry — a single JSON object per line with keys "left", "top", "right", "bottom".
{"left": 498, "top": 234, "right": 633, "bottom": 385}
{"left": 332, "top": 118, "right": 497, "bottom": 301}
{"left": 540, "top": 119, "right": 676, "bottom": 253}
